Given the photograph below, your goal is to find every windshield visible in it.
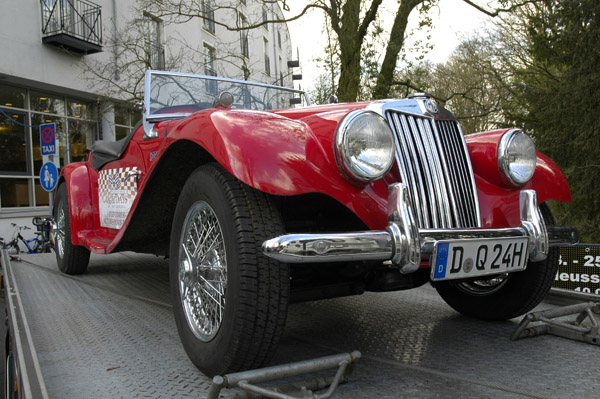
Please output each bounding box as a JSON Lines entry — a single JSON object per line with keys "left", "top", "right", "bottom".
{"left": 145, "top": 70, "right": 310, "bottom": 121}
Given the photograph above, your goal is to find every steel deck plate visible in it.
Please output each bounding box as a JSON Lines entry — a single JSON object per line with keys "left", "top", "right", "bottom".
{"left": 6, "top": 253, "right": 600, "bottom": 398}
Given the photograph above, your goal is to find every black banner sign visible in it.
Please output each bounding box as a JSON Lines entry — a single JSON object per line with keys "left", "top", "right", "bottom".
{"left": 553, "top": 244, "right": 600, "bottom": 295}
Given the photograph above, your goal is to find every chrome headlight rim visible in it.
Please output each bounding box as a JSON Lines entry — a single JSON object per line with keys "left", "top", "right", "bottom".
{"left": 498, "top": 129, "right": 537, "bottom": 186}
{"left": 334, "top": 110, "right": 395, "bottom": 182}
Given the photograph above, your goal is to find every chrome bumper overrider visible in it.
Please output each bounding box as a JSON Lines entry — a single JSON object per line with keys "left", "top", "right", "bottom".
{"left": 262, "top": 184, "right": 579, "bottom": 274}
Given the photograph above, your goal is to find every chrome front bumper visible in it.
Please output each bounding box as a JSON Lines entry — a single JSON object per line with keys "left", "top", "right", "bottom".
{"left": 262, "top": 184, "right": 579, "bottom": 274}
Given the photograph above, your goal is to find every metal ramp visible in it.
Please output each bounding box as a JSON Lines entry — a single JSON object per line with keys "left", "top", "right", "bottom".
{"left": 3, "top": 252, "right": 600, "bottom": 398}
{"left": 512, "top": 302, "right": 600, "bottom": 346}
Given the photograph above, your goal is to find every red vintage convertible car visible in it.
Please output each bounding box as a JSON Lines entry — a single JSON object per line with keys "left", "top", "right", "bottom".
{"left": 53, "top": 70, "right": 577, "bottom": 376}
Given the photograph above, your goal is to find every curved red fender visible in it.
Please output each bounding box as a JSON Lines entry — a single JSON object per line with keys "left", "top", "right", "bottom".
{"left": 57, "top": 163, "right": 96, "bottom": 246}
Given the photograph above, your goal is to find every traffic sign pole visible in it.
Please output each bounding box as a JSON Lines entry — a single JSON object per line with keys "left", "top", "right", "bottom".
{"left": 40, "top": 123, "right": 57, "bottom": 214}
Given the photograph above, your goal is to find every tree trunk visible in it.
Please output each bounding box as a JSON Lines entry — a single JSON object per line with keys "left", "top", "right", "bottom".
{"left": 372, "top": 0, "right": 423, "bottom": 99}
{"left": 329, "top": 0, "right": 383, "bottom": 102}
{"left": 336, "top": 36, "right": 363, "bottom": 102}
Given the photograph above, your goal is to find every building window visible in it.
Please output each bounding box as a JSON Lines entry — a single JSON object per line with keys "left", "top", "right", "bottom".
{"left": 204, "top": 44, "right": 216, "bottom": 76}
{"left": 0, "top": 83, "right": 97, "bottom": 210}
{"left": 0, "top": 111, "right": 28, "bottom": 174}
{"left": 144, "top": 13, "right": 164, "bottom": 69}
{"left": 114, "top": 106, "right": 141, "bottom": 141}
{"left": 202, "top": 0, "right": 215, "bottom": 34}
{"left": 239, "top": 13, "right": 249, "bottom": 58}
{"left": 264, "top": 38, "right": 270, "bottom": 76}
{"left": 262, "top": 6, "right": 268, "bottom": 30}
{"left": 204, "top": 44, "right": 218, "bottom": 94}
{"left": 279, "top": 57, "right": 283, "bottom": 86}
{"left": 277, "top": 31, "right": 282, "bottom": 49}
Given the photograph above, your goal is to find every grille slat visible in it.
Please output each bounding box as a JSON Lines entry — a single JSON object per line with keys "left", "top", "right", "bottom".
{"left": 408, "top": 116, "right": 440, "bottom": 227}
{"left": 395, "top": 114, "right": 431, "bottom": 227}
{"left": 436, "top": 121, "right": 468, "bottom": 226}
{"left": 441, "top": 120, "right": 479, "bottom": 227}
{"left": 422, "top": 119, "right": 454, "bottom": 228}
{"left": 387, "top": 110, "right": 480, "bottom": 229}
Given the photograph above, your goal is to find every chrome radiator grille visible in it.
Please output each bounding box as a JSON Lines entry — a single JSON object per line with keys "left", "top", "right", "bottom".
{"left": 386, "top": 111, "right": 480, "bottom": 229}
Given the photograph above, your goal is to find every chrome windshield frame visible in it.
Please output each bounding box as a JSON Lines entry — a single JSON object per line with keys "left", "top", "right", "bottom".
{"left": 143, "top": 69, "right": 310, "bottom": 124}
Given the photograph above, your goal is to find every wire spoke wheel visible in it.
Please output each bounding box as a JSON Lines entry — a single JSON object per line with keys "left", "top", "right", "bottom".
{"left": 54, "top": 184, "right": 90, "bottom": 275}
{"left": 179, "top": 201, "right": 227, "bottom": 342}
{"left": 170, "top": 163, "right": 289, "bottom": 376}
{"left": 456, "top": 274, "right": 510, "bottom": 296}
{"left": 55, "top": 207, "right": 66, "bottom": 258}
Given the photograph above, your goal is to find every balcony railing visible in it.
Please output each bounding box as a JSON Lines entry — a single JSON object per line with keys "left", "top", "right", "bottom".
{"left": 146, "top": 41, "right": 165, "bottom": 70}
{"left": 41, "top": 0, "right": 102, "bottom": 54}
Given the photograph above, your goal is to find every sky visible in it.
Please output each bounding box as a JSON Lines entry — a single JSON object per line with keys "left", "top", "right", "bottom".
{"left": 285, "top": 0, "right": 494, "bottom": 92}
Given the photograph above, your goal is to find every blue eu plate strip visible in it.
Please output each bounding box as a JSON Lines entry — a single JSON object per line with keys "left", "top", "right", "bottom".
{"left": 433, "top": 243, "right": 450, "bottom": 280}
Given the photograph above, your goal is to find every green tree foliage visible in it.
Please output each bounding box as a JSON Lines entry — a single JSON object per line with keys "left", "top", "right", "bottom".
{"left": 316, "top": 0, "right": 437, "bottom": 102}
{"left": 391, "top": 37, "right": 513, "bottom": 133}
{"left": 508, "top": 0, "right": 600, "bottom": 241}
{"left": 393, "top": 1, "right": 600, "bottom": 241}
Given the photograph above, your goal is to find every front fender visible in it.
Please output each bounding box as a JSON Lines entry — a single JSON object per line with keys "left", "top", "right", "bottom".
{"left": 168, "top": 109, "right": 347, "bottom": 195}
{"left": 56, "top": 163, "right": 95, "bottom": 246}
{"left": 467, "top": 129, "right": 571, "bottom": 227}
{"left": 163, "top": 108, "right": 391, "bottom": 229}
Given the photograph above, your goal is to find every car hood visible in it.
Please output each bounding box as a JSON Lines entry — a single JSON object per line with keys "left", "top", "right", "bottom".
{"left": 271, "top": 102, "right": 370, "bottom": 121}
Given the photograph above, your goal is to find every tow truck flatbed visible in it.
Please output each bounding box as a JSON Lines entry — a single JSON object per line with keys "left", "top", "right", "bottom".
{"left": 2, "top": 251, "right": 599, "bottom": 398}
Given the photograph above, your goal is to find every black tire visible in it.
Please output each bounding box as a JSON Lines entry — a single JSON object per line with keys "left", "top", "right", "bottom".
{"left": 435, "top": 203, "right": 559, "bottom": 320}
{"left": 54, "top": 184, "right": 90, "bottom": 275}
{"left": 169, "top": 164, "right": 289, "bottom": 376}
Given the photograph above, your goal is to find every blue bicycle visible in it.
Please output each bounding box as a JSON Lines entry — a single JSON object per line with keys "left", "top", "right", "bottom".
{"left": 1, "top": 218, "right": 53, "bottom": 254}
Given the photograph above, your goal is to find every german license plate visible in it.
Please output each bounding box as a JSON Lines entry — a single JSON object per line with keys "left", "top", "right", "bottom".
{"left": 431, "top": 237, "right": 529, "bottom": 281}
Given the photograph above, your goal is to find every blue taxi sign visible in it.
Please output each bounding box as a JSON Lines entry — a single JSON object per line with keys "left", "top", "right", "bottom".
{"left": 40, "top": 162, "right": 58, "bottom": 192}
{"left": 40, "top": 123, "right": 56, "bottom": 156}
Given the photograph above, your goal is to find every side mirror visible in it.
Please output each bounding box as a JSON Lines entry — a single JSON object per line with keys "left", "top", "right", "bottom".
{"left": 217, "top": 92, "right": 234, "bottom": 108}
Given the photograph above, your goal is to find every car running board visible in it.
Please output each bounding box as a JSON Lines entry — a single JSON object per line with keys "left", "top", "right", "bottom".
{"left": 511, "top": 302, "right": 600, "bottom": 346}
{"left": 207, "top": 351, "right": 361, "bottom": 399}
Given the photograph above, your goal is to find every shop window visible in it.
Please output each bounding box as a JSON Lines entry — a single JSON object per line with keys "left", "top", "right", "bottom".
{"left": 0, "top": 111, "right": 29, "bottom": 174}
{"left": 67, "top": 99, "right": 95, "bottom": 120}
{"left": 69, "top": 119, "right": 95, "bottom": 162}
{"left": 115, "top": 106, "right": 140, "bottom": 140}
{"left": 31, "top": 114, "right": 65, "bottom": 171}
{"left": 115, "top": 126, "right": 130, "bottom": 141}
{"left": 34, "top": 178, "right": 50, "bottom": 207}
{"left": 30, "top": 91, "right": 65, "bottom": 116}
{"left": 0, "top": 84, "right": 26, "bottom": 109}
{"left": 0, "top": 178, "right": 30, "bottom": 208}
{"left": 0, "top": 85, "right": 98, "bottom": 211}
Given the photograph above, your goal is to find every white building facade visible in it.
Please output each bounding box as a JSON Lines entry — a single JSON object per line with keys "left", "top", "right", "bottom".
{"left": 0, "top": 0, "right": 300, "bottom": 243}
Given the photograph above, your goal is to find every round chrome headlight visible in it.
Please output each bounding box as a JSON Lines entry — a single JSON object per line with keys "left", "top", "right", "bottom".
{"left": 334, "top": 111, "right": 395, "bottom": 182}
{"left": 498, "top": 129, "right": 537, "bottom": 185}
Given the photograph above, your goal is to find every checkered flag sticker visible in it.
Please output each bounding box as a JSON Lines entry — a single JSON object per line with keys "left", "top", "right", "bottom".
{"left": 98, "top": 167, "right": 139, "bottom": 229}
